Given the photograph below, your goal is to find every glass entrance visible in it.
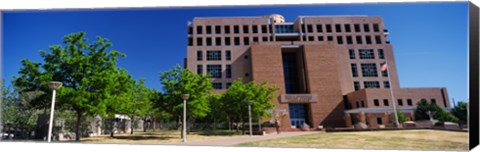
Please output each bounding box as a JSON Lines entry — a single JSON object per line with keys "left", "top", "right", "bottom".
{"left": 289, "top": 104, "right": 308, "bottom": 128}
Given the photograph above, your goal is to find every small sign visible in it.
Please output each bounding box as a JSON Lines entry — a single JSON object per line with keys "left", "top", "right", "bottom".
{"left": 280, "top": 94, "right": 318, "bottom": 103}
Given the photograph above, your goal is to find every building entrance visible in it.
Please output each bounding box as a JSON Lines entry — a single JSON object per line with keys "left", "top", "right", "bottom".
{"left": 288, "top": 104, "right": 309, "bottom": 128}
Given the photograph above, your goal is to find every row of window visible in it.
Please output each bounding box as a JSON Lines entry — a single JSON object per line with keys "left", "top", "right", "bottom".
{"left": 351, "top": 63, "right": 388, "bottom": 78}
{"left": 372, "top": 98, "right": 437, "bottom": 107}
{"left": 302, "top": 35, "right": 384, "bottom": 45}
{"left": 303, "top": 23, "right": 381, "bottom": 33}
{"left": 189, "top": 36, "right": 271, "bottom": 46}
{"left": 191, "top": 24, "right": 270, "bottom": 35}
{"left": 197, "top": 64, "right": 247, "bottom": 79}
{"left": 353, "top": 81, "right": 390, "bottom": 90}
{"left": 212, "top": 82, "right": 233, "bottom": 89}
{"left": 197, "top": 50, "right": 231, "bottom": 61}
{"left": 349, "top": 49, "right": 385, "bottom": 60}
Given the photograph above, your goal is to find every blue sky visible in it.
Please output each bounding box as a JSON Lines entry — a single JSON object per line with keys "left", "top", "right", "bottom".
{"left": 2, "top": 2, "right": 469, "bottom": 104}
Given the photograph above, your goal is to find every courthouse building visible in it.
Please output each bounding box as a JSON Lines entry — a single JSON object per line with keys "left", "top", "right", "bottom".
{"left": 185, "top": 14, "right": 450, "bottom": 130}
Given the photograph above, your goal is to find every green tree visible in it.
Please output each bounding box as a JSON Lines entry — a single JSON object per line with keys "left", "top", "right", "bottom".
{"left": 126, "top": 78, "right": 154, "bottom": 134}
{"left": 396, "top": 108, "right": 407, "bottom": 123}
{"left": 13, "top": 32, "right": 126, "bottom": 141}
{"left": 451, "top": 102, "right": 467, "bottom": 124}
{"left": 159, "top": 65, "right": 212, "bottom": 137}
{"left": 221, "top": 78, "right": 277, "bottom": 134}
{"left": 414, "top": 99, "right": 458, "bottom": 122}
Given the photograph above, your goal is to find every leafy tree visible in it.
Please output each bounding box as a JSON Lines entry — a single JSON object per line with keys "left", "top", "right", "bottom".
{"left": 13, "top": 32, "right": 126, "bottom": 141}
{"left": 207, "top": 93, "right": 226, "bottom": 130}
{"left": 451, "top": 102, "right": 467, "bottom": 124}
{"left": 414, "top": 99, "right": 458, "bottom": 122}
{"left": 221, "top": 78, "right": 277, "bottom": 134}
{"left": 396, "top": 108, "right": 407, "bottom": 123}
{"left": 159, "top": 65, "right": 212, "bottom": 137}
{"left": 126, "top": 78, "right": 154, "bottom": 134}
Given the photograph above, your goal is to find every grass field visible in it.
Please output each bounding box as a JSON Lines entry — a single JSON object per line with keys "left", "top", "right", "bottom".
{"left": 81, "top": 130, "right": 246, "bottom": 144}
{"left": 237, "top": 130, "right": 468, "bottom": 151}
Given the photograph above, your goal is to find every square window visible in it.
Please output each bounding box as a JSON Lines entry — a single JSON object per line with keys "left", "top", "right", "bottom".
{"left": 206, "top": 50, "right": 222, "bottom": 61}
{"left": 207, "top": 65, "right": 222, "bottom": 78}
{"left": 374, "top": 99, "right": 379, "bottom": 106}
{"left": 361, "top": 63, "right": 378, "bottom": 77}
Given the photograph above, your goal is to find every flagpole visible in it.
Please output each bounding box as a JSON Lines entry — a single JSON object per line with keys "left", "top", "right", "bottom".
{"left": 385, "top": 58, "right": 400, "bottom": 127}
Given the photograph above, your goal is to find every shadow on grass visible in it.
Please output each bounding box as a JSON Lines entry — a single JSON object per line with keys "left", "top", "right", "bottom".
{"left": 110, "top": 136, "right": 175, "bottom": 141}
{"left": 194, "top": 130, "right": 243, "bottom": 136}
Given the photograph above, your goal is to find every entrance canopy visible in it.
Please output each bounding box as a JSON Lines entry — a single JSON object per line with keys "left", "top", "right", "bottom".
{"left": 344, "top": 107, "right": 415, "bottom": 114}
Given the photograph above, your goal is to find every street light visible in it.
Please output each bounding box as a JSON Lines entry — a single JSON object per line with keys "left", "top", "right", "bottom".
{"left": 247, "top": 100, "right": 252, "bottom": 136}
{"left": 180, "top": 94, "right": 189, "bottom": 143}
{"left": 47, "top": 81, "right": 62, "bottom": 142}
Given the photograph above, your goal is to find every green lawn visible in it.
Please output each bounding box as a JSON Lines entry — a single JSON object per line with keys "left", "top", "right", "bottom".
{"left": 237, "top": 130, "right": 468, "bottom": 151}
{"left": 81, "top": 130, "right": 246, "bottom": 144}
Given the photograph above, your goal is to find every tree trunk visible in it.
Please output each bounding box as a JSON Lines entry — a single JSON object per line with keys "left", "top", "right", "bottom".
{"left": 152, "top": 118, "right": 156, "bottom": 132}
{"left": 143, "top": 118, "right": 147, "bottom": 132}
{"left": 130, "top": 116, "right": 134, "bottom": 135}
{"left": 75, "top": 110, "right": 82, "bottom": 141}
{"left": 110, "top": 118, "right": 115, "bottom": 137}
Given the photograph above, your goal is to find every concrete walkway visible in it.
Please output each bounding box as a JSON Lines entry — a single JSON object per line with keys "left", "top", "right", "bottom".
{"left": 170, "top": 131, "right": 321, "bottom": 146}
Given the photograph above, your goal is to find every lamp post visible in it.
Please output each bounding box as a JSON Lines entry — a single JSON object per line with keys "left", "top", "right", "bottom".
{"left": 247, "top": 100, "right": 252, "bottom": 136}
{"left": 47, "top": 81, "right": 62, "bottom": 142}
{"left": 180, "top": 94, "right": 189, "bottom": 143}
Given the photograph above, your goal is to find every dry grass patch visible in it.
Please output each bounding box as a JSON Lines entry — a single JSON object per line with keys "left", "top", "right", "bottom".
{"left": 237, "top": 129, "right": 468, "bottom": 151}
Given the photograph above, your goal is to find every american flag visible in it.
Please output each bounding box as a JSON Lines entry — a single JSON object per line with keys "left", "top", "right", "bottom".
{"left": 381, "top": 62, "right": 388, "bottom": 71}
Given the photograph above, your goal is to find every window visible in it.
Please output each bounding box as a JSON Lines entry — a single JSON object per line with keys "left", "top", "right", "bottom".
{"left": 345, "top": 24, "right": 351, "bottom": 32}
{"left": 373, "top": 24, "right": 380, "bottom": 32}
{"left": 364, "top": 81, "right": 380, "bottom": 88}
{"left": 245, "top": 73, "right": 250, "bottom": 77}
{"left": 197, "top": 37, "right": 203, "bottom": 46}
{"left": 212, "top": 83, "right": 222, "bottom": 89}
{"left": 226, "top": 83, "right": 232, "bottom": 88}
{"left": 188, "top": 37, "right": 192, "bottom": 46}
{"left": 207, "top": 65, "right": 222, "bottom": 78}
{"left": 197, "top": 51, "right": 203, "bottom": 61}
{"left": 234, "top": 25, "right": 239, "bottom": 34}
{"left": 215, "top": 25, "right": 221, "bottom": 34}
{"left": 307, "top": 24, "right": 313, "bottom": 33}
{"left": 243, "top": 25, "right": 249, "bottom": 34}
{"left": 431, "top": 99, "right": 437, "bottom": 105}
{"left": 234, "top": 37, "right": 240, "bottom": 45}
{"left": 337, "top": 36, "right": 343, "bottom": 44}
{"left": 252, "top": 25, "right": 258, "bottom": 33}
{"left": 302, "top": 36, "right": 306, "bottom": 41}
{"left": 215, "top": 37, "right": 221, "bottom": 46}
{"left": 356, "top": 102, "right": 360, "bottom": 108}
{"left": 316, "top": 24, "right": 323, "bottom": 33}
{"left": 335, "top": 24, "right": 342, "bottom": 32}
{"left": 398, "top": 99, "right": 403, "bottom": 106}
{"left": 188, "top": 26, "right": 193, "bottom": 35}
{"left": 384, "top": 81, "right": 390, "bottom": 88}
{"left": 225, "top": 37, "right": 231, "bottom": 46}
{"left": 206, "top": 25, "right": 212, "bottom": 34}
{"left": 318, "top": 36, "right": 324, "bottom": 41}
{"left": 383, "top": 99, "right": 389, "bottom": 106}
{"left": 349, "top": 49, "right": 355, "bottom": 59}
{"left": 378, "top": 49, "right": 385, "bottom": 59}
{"left": 351, "top": 63, "right": 358, "bottom": 77}
{"left": 261, "top": 25, "right": 267, "bottom": 33}
{"left": 225, "top": 25, "right": 231, "bottom": 34}
{"left": 366, "top": 36, "right": 372, "bottom": 44}
{"left": 243, "top": 37, "right": 250, "bottom": 45}
{"left": 308, "top": 36, "right": 314, "bottom": 41}
{"left": 253, "top": 37, "right": 259, "bottom": 42}
{"left": 361, "top": 63, "right": 378, "bottom": 77}
{"left": 356, "top": 36, "right": 362, "bottom": 44}
{"left": 375, "top": 35, "right": 382, "bottom": 44}
{"left": 361, "top": 101, "right": 365, "bottom": 107}
{"left": 244, "top": 55, "right": 249, "bottom": 59}
{"left": 374, "top": 99, "right": 380, "bottom": 106}
{"left": 377, "top": 117, "right": 383, "bottom": 125}
{"left": 206, "top": 50, "right": 221, "bottom": 61}
{"left": 326, "top": 24, "right": 332, "bottom": 33}
{"left": 354, "top": 81, "right": 360, "bottom": 91}
{"left": 363, "top": 24, "right": 370, "bottom": 32}
{"left": 226, "top": 50, "right": 231, "bottom": 60}
{"left": 359, "top": 49, "right": 375, "bottom": 59}
{"left": 197, "top": 26, "right": 203, "bottom": 34}
{"left": 354, "top": 24, "right": 360, "bottom": 32}
{"left": 346, "top": 36, "right": 353, "bottom": 44}
{"left": 206, "top": 37, "right": 212, "bottom": 46}
{"left": 407, "top": 99, "right": 413, "bottom": 106}
{"left": 327, "top": 36, "right": 333, "bottom": 41}
{"left": 226, "top": 65, "right": 232, "bottom": 78}
{"left": 197, "top": 65, "right": 203, "bottom": 74}
{"left": 262, "top": 37, "right": 268, "bottom": 42}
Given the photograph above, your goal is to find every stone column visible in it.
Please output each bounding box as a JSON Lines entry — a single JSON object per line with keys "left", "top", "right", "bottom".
{"left": 344, "top": 113, "right": 352, "bottom": 128}
{"left": 359, "top": 112, "right": 366, "bottom": 124}
{"left": 383, "top": 112, "right": 390, "bottom": 126}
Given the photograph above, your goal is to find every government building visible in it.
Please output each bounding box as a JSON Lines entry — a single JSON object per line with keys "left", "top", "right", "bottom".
{"left": 184, "top": 14, "right": 450, "bottom": 130}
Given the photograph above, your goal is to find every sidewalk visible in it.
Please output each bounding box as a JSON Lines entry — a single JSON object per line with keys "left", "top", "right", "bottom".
{"left": 170, "top": 131, "right": 321, "bottom": 146}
